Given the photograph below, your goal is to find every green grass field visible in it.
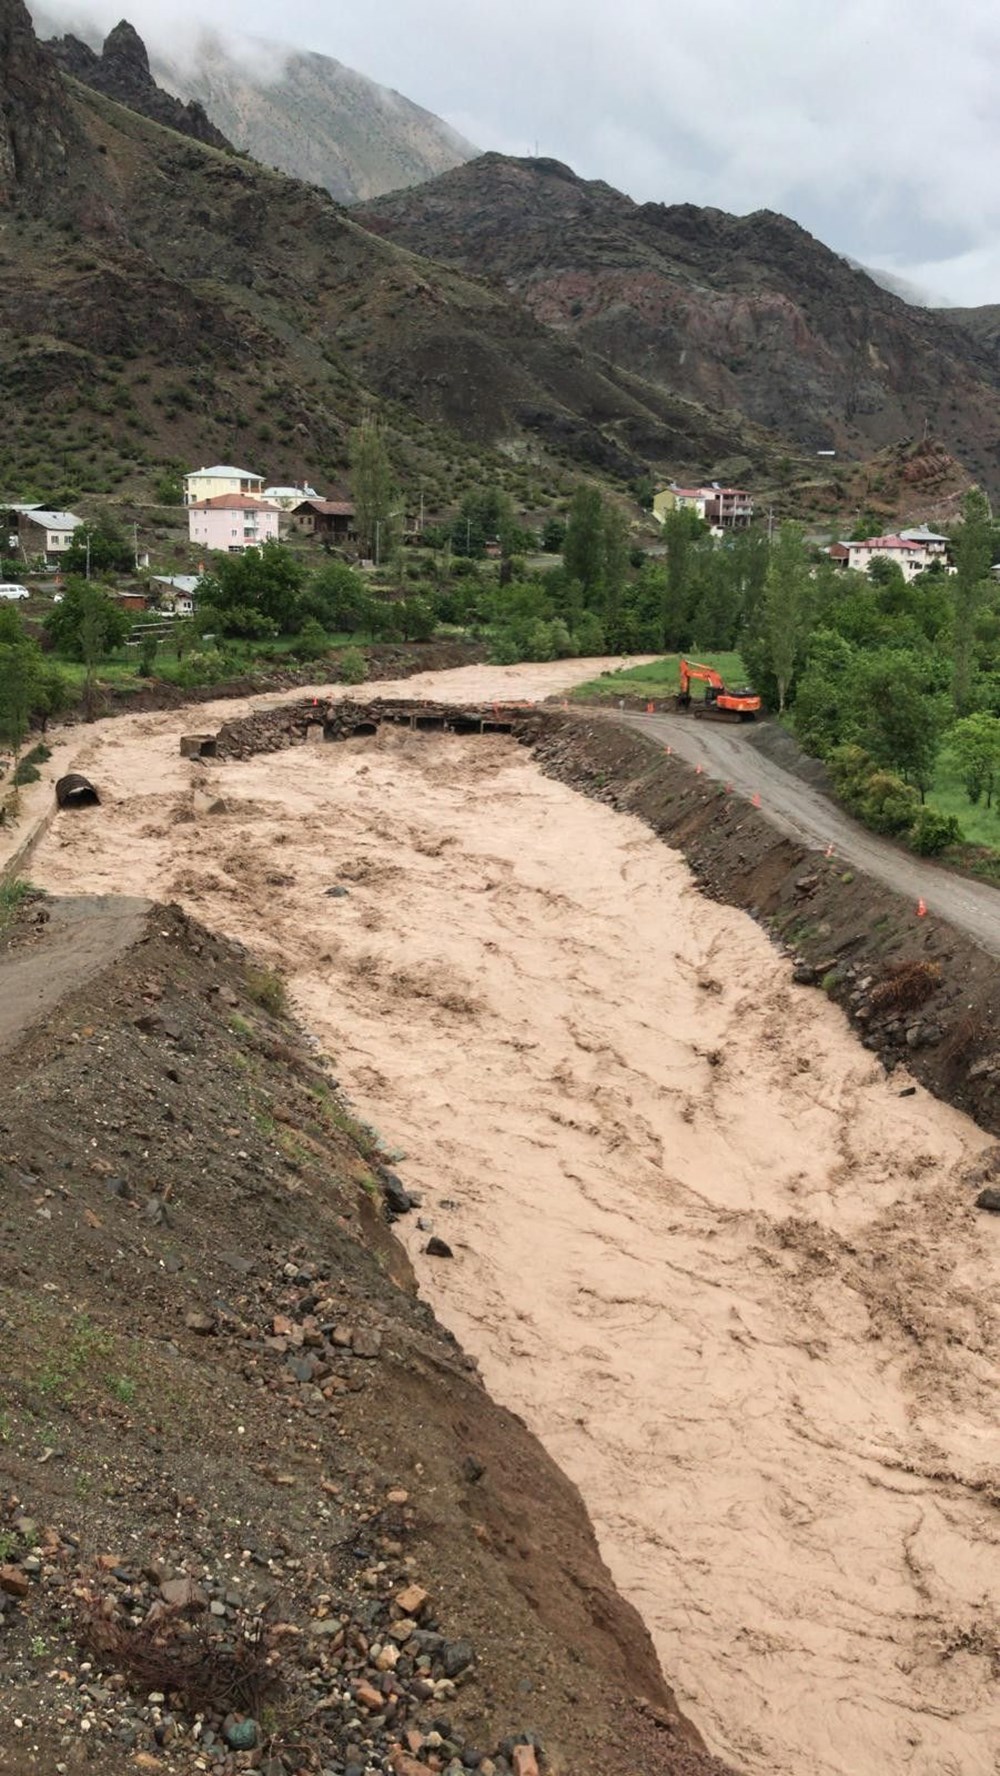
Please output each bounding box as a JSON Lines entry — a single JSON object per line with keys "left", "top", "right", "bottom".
{"left": 570, "top": 653, "right": 749, "bottom": 703}
{"left": 51, "top": 632, "right": 359, "bottom": 695}
{"left": 927, "top": 751, "right": 1000, "bottom": 851}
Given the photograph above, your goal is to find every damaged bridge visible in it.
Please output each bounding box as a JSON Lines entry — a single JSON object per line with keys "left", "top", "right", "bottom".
{"left": 182, "top": 698, "right": 544, "bottom": 762}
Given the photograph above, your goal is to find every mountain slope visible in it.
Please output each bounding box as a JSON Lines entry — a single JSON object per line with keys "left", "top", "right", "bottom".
{"left": 357, "top": 154, "right": 1000, "bottom": 489}
{"left": 3, "top": 0, "right": 810, "bottom": 513}
{"left": 151, "top": 31, "right": 478, "bottom": 205}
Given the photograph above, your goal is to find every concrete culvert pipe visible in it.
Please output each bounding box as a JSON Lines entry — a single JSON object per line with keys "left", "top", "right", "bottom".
{"left": 55, "top": 773, "right": 100, "bottom": 809}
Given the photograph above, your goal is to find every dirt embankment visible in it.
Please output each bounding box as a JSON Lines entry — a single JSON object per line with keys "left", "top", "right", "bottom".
{"left": 0, "top": 897, "right": 731, "bottom": 1776}
{"left": 526, "top": 712, "right": 1000, "bottom": 1138}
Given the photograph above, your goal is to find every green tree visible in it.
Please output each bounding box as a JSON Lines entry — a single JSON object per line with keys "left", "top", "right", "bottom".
{"left": 947, "top": 711, "right": 1000, "bottom": 807}
{"left": 309, "top": 562, "right": 371, "bottom": 636}
{"left": 661, "top": 508, "right": 703, "bottom": 648}
{"left": 154, "top": 470, "right": 184, "bottom": 506}
{"left": 197, "top": 542, "right": 306, "bottom": 636}
{"left": 63, "top": 516, "right": 134, "bottom": 576}
{"left": 847, "top": 649, "right": 947, "bottom": 793}
{"left": 951, "top": 489, "right": 996, "bottom": 714}
{"left": 0, "top": 635, "right": 42, "bottom": 772}
{"left": 398, "top": 597, "right": 436, "bottom": 642}
{"left": 295, "top": 617, "right": 329, "bottom": 661}
{"left": 762, "top": 523, "right": 811, "bottom": 712}
{"left": 45, "top": 579, "right": 130, "bottom": 661}
{"left": 601, "top": 506, "right": 630, "bottom": 648}
{"left": 541, "top": 516, "right": 567, "bottom": 553}
{"left": 792, "top": 631, "right": 856, "bottom": 756}
{"left": 350, "top": 417, "right": 399, "bottom": 562}
{"left": 563, "top": 486, "right": 606, "bottom": 605}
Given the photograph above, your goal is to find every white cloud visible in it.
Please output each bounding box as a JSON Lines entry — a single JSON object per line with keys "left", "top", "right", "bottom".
{"left": 29, "top": 0, "right": 1000, "bottom": 303}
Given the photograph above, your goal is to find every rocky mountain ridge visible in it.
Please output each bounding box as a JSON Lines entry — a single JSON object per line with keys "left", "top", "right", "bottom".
{"left": 47, "top": 17, "right": 230, "bottom": 148}
{"left": 357, "top": 153, "right": 1000, "bottom": 491}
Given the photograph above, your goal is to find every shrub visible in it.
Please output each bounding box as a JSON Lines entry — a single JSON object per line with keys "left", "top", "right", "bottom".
{"left": 908, "top": 805, "right": 962, "bottom": 855}
{"left": 294, "top": 618, "right": 329, "bottom": 661}
{"left": 870, "top": 959, "right": 941, "bottom": 1014}
{"left": 489, "top": 631, "right": 523, "bottom": 665}
{"left": 244, "top": 965, "right": 286, "bottom": 1016}
{"left": 857, "top": 770, "right": 920, "bottom": 835}
{"left": 338, "top": 646, "right": 367, "bottom": 685}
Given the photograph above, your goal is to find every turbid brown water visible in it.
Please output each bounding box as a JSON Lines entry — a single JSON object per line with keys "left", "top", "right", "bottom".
{"left": 18, "top": 662, "right": 1000, "bottom": 1776}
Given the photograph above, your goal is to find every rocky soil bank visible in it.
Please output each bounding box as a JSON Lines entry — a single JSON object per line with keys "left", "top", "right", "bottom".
{"left": 0, "top": 896, "right": 734, "bottom": 1776}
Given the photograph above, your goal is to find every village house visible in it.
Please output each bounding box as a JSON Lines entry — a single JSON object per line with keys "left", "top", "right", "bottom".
{"left": 653, "top": 483, "right": 753, "bottom": 529}
{"left": 150, "top": 574, "right": 200, "bottom": 616}
{"left": 263, "top": 482, "right": 320, "bottom": 510}
{"left": 183, "top": 464, "right": 265, "bottom": 507}
{"left": 15, "top": 507, "right": 82, "bottom": 559}
{"left": 187, "top": 493, "right": 280, "bottom": 553}
{"left": 831, "top": 528, "right": 952, "bottom": 582}
{"left": 290, "top": 498, "right": 358, "bottom": 543}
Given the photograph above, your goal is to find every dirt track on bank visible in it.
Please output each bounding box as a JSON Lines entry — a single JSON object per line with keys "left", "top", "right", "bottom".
{"left": 20, "top": 662, "right": 1000, "bottom": 1776}
{"left": 613, "top": 709, "right": 1000, "bottom": 956}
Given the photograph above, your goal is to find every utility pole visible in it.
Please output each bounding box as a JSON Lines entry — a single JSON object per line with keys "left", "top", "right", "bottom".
{"left": 767, "top": 506, "right": 775, "bottom": 543}
{"left": 85, "top": 531, "right": 91, "bottom": 581}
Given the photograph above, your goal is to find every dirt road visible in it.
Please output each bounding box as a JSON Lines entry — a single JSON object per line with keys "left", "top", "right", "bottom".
{"left": 22, "top": 670, "right": 1000, "bottom": 1776}
{"left": 613, "top": 708, "right": 1000, "bottom": 956}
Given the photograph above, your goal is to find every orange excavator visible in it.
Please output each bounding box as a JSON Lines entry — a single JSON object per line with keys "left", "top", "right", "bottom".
{"left": 675, "top": 658, "right": 761, "bottom": 722}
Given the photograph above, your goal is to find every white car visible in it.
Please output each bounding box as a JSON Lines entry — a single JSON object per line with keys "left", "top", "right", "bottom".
{"left": 0, "top": 583, "right": 30, "bottom": 600}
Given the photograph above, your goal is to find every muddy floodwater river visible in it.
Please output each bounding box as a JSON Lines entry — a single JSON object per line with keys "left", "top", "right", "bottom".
{"left": 24, "top": 663, "right": 1000, "bottom": 1776}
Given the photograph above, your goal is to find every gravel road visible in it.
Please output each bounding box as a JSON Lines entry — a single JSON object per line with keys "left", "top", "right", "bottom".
{"left": 612, "top": 709, "right": 1000, "bottom": 957}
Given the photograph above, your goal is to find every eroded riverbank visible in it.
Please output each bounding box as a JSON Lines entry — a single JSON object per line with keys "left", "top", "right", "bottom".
{"left": 21, "top": 671, "right": 1000, "bottom": 1776}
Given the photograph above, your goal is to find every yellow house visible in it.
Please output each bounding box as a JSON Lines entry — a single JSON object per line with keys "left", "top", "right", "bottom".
{"left": 653, "top": 485, "right": 707, "bottom": 524}
{"left": 183, "top": 464, "right": 265, "bottom": 507}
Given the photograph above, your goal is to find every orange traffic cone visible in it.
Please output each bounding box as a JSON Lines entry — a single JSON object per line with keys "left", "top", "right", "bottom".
{"left": 695, "top": 763, "right": 703, "bottom": 775}
{"left": 825, "top": 842, "right": 834, "bottom": 858}
{"left": 752, "top": 791, "right": 761, "bottom": 808}
{"left": 916, "top": 897, "right": 927, "bottom": 918}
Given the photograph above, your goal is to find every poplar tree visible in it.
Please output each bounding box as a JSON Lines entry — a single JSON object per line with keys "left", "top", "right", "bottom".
{"left": 349, "top": 417, "right": 399, "bottom": 563}
{"left": 762, "top": 522, "right": 810, "bottom": 712}
{"left": 951, "top": 488, "right": 995, "bottom": 714}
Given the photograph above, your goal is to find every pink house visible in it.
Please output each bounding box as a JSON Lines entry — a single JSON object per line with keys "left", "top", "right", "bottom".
{"left": 188, "top": 493, "right": 281, "bottom": 553}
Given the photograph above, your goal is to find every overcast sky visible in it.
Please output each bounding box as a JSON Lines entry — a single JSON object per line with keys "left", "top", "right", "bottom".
{"left": 31, "top": 0, "right": 1000, "bottom": 306}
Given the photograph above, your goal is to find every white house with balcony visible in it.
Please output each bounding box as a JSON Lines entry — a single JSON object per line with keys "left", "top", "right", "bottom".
{"left": 839, "top": 529, "right": 952, "bottom": 582}
{"left": 263, "top": 482, "right": 320, "bottom": 510}
{"left": 183, "top": 465, "right": 265, "bottom": 507}
{"left": 187, "top": 493, "right": 280, "bottom": 553}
